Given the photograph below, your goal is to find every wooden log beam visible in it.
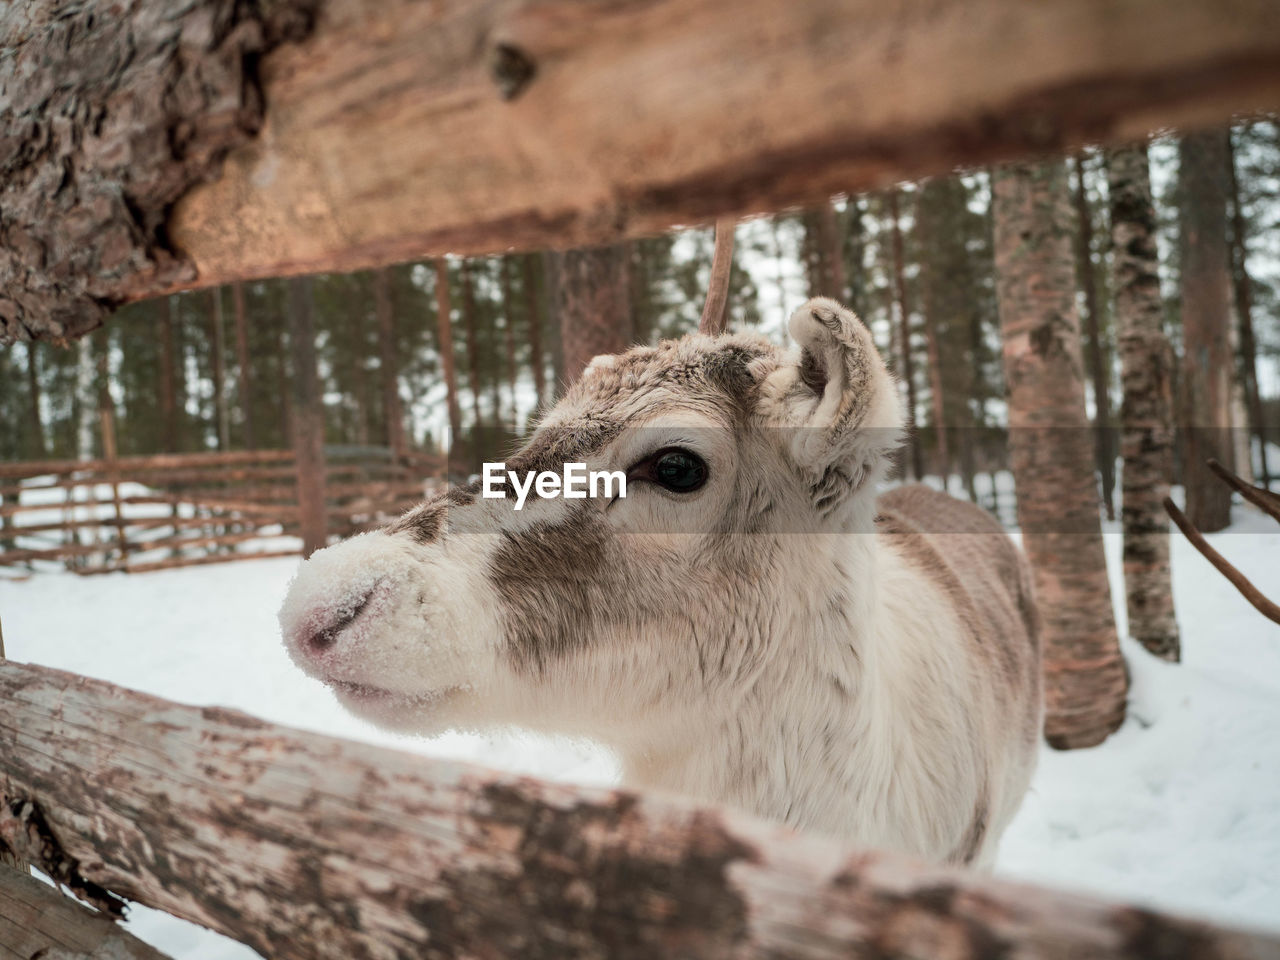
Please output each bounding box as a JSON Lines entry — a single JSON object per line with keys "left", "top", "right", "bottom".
{"left": 2, "top": 660, "right": 1278, "bottom": 960}
{"left": 0, "top": 863, "right": 172, "bottom": 960}
{"left": 5, "top": 0, "right": 1280, "bottom": 343}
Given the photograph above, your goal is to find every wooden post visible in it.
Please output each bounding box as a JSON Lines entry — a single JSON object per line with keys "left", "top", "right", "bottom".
{"left": 99, "top": 408, "right": 129, "bottom": 570}
{"left": 287, "top": 277, "right": 327, "bottom": 558}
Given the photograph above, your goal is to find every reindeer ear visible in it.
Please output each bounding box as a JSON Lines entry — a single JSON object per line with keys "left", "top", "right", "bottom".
{"left": 773, "top": 298, "right": 904, "bottom": 512}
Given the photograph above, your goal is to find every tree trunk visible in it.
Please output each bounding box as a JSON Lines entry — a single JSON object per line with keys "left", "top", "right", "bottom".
{"left": 1108, "top": 144, "right": 1181, "bottom": 662}
{"left": 158, "top": 296, "right": 179, "bottom": 453}
{"left": 460, "top": 260, "right": 485, "bottom": 435}
{"left": 232, "top": 282, "right": 256, "bottom": 450}
{"left": 992, "top": 158, "right": 1128, "bottom": 750}
{"left": 558, "top": 244, "right": 631, "bottom": 385}
{"left": 24, "top": 344, "right": 48, "bottom": 459}
{"left": 888, "top": 189, "right": 924, "bottom": 480}
{"left": 275, "top": 317, "right": 294, "bottom": 450}
{"left": 1178, "top": 132, "right": 1235, "bottom": 532}
{"left": 803, "top": 203, "right": 846, "bottom": 302}
{"left": 1073, "top": 154, "right": 1116, "bottom": 521}
{"left": 209, "top": 288, "right": 230, "bottom": 452}
{"left": 375, "top": 269, "right": 405, "bottom": 458}
{"left": 286, "top": 277, "right": 327, "bottom": 558}
{"left": 500, "top": 258, "right": 520, "bottom": 430}
{"left": 522, "top": 255, "right": 547, "bottom": 410}
{"left": 434, "top": 259, "right": 464, "bottom": 458}
{"left": 4, "top": 659, "right": 1278, "bottom": 960}
{"left": 1226, "top": 127, "right": 1271, "bottom": 488}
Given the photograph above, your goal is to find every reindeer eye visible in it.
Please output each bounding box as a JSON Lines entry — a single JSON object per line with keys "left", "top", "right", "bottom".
{"left": 652, "top": 449, "right": 707, "bottom": 493}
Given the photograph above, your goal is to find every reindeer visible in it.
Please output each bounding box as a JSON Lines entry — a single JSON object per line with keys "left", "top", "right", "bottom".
{"left": 279, "top": 298, "right": 1042, "bottom": 867}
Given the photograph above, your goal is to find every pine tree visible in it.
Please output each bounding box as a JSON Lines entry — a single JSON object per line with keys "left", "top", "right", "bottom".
{"left": 1178, "top": 130, "right": 1235, "bottom": 532}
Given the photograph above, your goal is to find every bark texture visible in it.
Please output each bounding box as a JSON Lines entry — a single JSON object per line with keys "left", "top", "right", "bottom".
{"left": 992, "top": 159, "right": 1128, "bottom": 750}
{"left": 558, "top": 245, "right": 631, "bottom": 384}
{"left": 1178, "top": 130, "right": 1235, "bottom": 533}
{"left": 1108, "top": 144, "right": 1181, "bottom": 661}
{"left": 0, "top": 862, "right": 172, "bottom": 960}
{"left": 0, "top": 0, "right": 317, "bottom": 343}
{"left": 3, "top": 660, "right": 1279, "bottom": 960}
{"left": 10, "top": 0, "right": 1280, "bottom": 343}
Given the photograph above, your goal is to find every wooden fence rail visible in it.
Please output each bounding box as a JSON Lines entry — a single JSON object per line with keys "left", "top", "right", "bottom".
{"left": 5, "top": 0, "right": 1280, "bottom": 342}
{"left": 0, "top": 446, "right": 443, "bottom": 575}
{"left": 1, "top": 659, "right": 1278, "bottom": 960}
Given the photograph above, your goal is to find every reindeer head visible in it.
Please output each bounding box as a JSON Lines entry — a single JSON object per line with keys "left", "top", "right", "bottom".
{"left": 279, "top": 299, "right": 903, "bottom": 746}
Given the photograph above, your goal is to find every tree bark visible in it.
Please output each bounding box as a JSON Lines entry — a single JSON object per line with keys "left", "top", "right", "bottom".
{"left": 0, "top": 863, "right": 172, "bottom": 960}
{"left": 1072, "top": 154, "right": 1116, "bottom": 521}
{"left": 24, "top": 344, "right": 47, "bottom": 459}
{"left": 286, "top": 277, "right": 327, "bottom": 558}
{"left": 888, "top": 189, "right": 924, "bottom": 480}
{"left": 3, "top": 659, "right": 1279, "bottom": 960}
{"left": 559, "top": 245, "right": 631, "bottom": 385}
{"left": 1225, "top": 127, "right": 1270, "bottom": 488}
{"left": 522, "top": 255, "right": 547, "bottom": 410}
{"left": 434, "top": 260, "right": 464, "bottom": 455}
{"left": 1108, "top": 144, "right": 1181, "bottom": 662}
{"left": 992, "top": 158, "right": 1128, "bottom": 750}
{"left": 374, "top": 269, "right": 405, "bottom": 458}
{"left": 1178, "top": 130, "right": 1235, "bottom": 533}
{"left": 232, "top": 282, "right": 256, "bottom": 450}
{"left": 209, "top": 288, "right": 230, "bottom": 452}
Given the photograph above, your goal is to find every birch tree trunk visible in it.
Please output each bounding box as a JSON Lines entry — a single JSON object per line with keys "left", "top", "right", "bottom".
{"left": 1108, "top": 143, "right": 1181, "bottom": 662}
{"left": 1226, "top": 127, "right": 1271, "bottom": 488}
{"left": 209, "top": 288, "right": 230, "bottom": 452}
{"left": 1178, "top": 130, "right": 1234, "bottom": 532}
{"left": 1072, "top": 154, "right": 1116, "bottom": 521}
{"left": 992, "top": 158, "right": 1128, "bottom": 749}
{"left": 558, "top": 244, "right": 631, "bottom": 385}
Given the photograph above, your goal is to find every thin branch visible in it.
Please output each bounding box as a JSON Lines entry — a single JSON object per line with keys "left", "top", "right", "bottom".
{"left": 1208, "top": 458, "right": 1280, "bottom": 522}
{"left": 1164, "top": 496, "right": 1280, "bottom": 624}
{"left": 699, "top": 218, "right": 736, "bottom": 335}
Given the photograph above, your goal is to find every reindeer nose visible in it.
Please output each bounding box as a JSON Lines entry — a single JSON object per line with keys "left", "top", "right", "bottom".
{"left": 302, "top": 584, "right": 376, "bottom": 657}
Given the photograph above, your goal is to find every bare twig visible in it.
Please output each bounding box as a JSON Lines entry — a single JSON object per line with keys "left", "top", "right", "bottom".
{"left": 1207, "top": 458, "right": 1280, "bottom": 521}
{"left": 699, "top": 218, "right": 736, "bottom": 335}
{"left": 1164, "top": 496, "right": 1280, "bottom": 625}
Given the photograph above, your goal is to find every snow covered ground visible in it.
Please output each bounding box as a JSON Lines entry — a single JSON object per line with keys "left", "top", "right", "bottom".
{"left": 1, "top": 498, "right": 1278, "bottom": 957}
